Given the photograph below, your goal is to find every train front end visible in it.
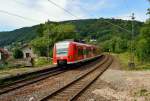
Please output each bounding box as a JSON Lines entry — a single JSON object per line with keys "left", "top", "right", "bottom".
{"left": 53, "top": 41, "right": 73, "bottom": 66}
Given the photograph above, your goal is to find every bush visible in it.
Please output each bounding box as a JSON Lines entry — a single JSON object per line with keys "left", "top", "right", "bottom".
{"left": 13, "top": 48, "right": 23, "bottom": 59}
{"left": 35, "top": 57, "right": 52, "bottom": 66}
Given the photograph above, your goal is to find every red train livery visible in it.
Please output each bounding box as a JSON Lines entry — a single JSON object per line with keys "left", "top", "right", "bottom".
{"left": 53, "top": 41, "right": 101, "bottom": 65}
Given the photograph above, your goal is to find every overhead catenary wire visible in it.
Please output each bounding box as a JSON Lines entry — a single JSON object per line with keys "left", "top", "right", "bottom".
{"left": 13, "top": 0, "right": 51, "bottom": 19}
{"left": 122, "top": 0, "right": 136, "bottom": 67}
{"left": 1, "top": 0, "right": 132, "bottom": 34}
{"left": 0, "top": 9, "right": 41, "bottom": 23}
{"left": 47, "top": 0, "right": 132, "bottom": 33}
{"left": 102, "top": 19, "right": 132, "bottom": 33}
{"left": 47, "top": 0, "right": 79, "bottom": 19}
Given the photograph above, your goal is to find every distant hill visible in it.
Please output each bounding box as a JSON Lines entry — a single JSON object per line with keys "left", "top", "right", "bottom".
{"left": 0, "top": 18, "right": 143, "bottom": 47}
{"left": 0, "top": 25, "right": 38, "bottom": 47}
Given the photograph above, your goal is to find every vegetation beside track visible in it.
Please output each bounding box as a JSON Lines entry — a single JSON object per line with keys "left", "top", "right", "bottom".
{"left": 0, "top": 57, "right": 52, "bottom": 71}
{"left": 0, "top": 64, "right": 53, "bottom": 80}
{"left": 113, "top": 52, "right": 150, "bottom": 70}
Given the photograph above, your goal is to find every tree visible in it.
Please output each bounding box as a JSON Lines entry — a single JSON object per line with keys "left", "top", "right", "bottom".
{"left": 101, "top": 37, "right": 128, "bottom": 53}
{"left": 31, "top": 37, "right": 51, "bottom": 57}
{"left": 134, "top": 0, "right": 150, "bottom": 63}
{"left": 13, "top": 48, "right": 23, "bottom": 59}
{"left": 135, "top": 39, "right": 149, "bottom": 63}
{"left": 52, "top": 24, "right": 77, "bottom": 41}
{"left": 135, "top": 23, "right": 150, "bottom": 62}
{"left": 37, "top": 24, "right": 45, "bottom": 37}
{"left": 31, "top": 22, "right": 77, "bottom": 57}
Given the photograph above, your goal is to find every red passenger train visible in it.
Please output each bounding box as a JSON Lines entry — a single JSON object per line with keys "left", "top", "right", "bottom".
{"left": 53, "top": 40, "right": 101, "bottom": 65}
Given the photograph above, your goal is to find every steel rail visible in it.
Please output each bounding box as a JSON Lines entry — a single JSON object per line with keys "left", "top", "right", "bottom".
{"left": 40, "top": 55, "right": 112, "bottom": 101}
{"left": 0, "top": 55, "right": 103, "bottom": 95}
{"left": 0, "top": 67, "right": 65, "bottom": 95}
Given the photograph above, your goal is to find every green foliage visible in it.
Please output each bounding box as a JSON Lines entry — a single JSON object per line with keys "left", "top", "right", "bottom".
{"left": 31, "top": 23, "right": 77, "bottom": 57}
{"left": 35, "top": 57, "right": 52, "bottom": 66}
{"left": 0, "top": 19, "right": 143, "bottom": 47}
{"left": 134, "top": 88, "right": 150, "bottom": 97}
{"left": 116, "top": 52, "right": 150, "bottom": 70}
{"left": 0, "top": 26, "right": 38, "bottom": 47}
{"left": 135, "top": 23, "right": 150, "bottom": 62}
{"left": 37, "top": 24, "right": 45, "bottom": 37}
{"left": 101, "top": 37, "right": 128, "bottom": 53}
{"left": 134, "top": 1, "right": 150, "bottom": 63}
{"left": 13, "top": 48, "right": 23, "bottom": 59}
{"left": 31, "top": 37, "right": 50, "bottom": 56}
{"left": 0, "top": 18, "right": 147, "bottom": 63}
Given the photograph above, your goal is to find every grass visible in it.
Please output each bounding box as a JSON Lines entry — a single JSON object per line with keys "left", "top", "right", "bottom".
{"left": 134, "top": 89, "right": 150, "bottom": 97}
{"left": 34, "top": 57, "right": 52, "bottom": 67}
{"left": 0, "top": 57, "right": 53, "bottom": 79}
{"left": 113, "top": 52, "right": 150, "bottom": 70}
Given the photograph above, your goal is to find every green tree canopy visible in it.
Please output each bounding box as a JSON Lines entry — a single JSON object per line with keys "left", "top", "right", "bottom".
{"left": 13, "top": 48, "right": 23, "bottom": 59}
{"left": 135, "top": 20, "right": 150, "bottom": 62}
{"left": 31, "top": 22, "right": 77, "bottom": 57}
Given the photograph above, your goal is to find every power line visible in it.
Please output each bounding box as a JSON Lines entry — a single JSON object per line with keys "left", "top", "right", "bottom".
{"left": 74, "top": 2, "right": 132, "bottom": 33}
{"left": 0, "top": 9, "right": 40, "bottom": 23}
{"left": 47, "top": 0, "right": 79, "bottom": 19}
{"left": 102, "top": 19, "right": 132, "bottom": 33}
{"left": 13, "top": 0, "right": 50, "bottom": 18}
{"left": 47, "top": 0, "right": 131, "bottom": 33}
{"left": 14, "top": 0, "right": 26, "bottom": 6}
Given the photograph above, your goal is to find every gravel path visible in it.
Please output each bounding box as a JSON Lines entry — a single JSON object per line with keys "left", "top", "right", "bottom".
{"left": 77, "top": 56, "right": 150, "bottom": 101}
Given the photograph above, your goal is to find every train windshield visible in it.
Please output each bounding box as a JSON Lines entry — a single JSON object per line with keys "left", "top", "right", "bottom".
{"left": 56, "top": 42, "right": 69, "bottom": 56}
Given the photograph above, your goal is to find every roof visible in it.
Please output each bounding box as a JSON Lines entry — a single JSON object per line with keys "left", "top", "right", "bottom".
{"left": 55, "top": 40, "right": 96, "bottom": 48}
{"left": 19, "top": 44, "right": 32, "bottom": 50}
{"left": 0, "top": 48, "right": 9, "bottom": 55}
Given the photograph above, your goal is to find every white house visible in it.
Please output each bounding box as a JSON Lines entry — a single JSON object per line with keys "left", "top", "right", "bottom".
{"left": 21, "top": 45, "right": 37, "bottom": 59}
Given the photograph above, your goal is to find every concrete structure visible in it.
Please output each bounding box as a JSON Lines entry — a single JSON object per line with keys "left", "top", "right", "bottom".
{"left": 0, "top": 52, "right": 2, "bottom": 60}
{"left": 21, "top": 45, "right": 37, "bottom": 59}
{"left": 0, "top": 48, "right": 9, "bottom": 65}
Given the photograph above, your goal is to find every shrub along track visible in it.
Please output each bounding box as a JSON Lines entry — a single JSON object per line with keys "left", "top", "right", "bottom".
{"left": 0, "top": 55, "right": 103, "bottom": 96}
{"left": 40, "top": 55, "right": 113, "bottom": 101}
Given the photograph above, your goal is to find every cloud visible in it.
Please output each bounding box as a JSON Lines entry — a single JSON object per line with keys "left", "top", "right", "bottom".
{"left": 0, "top": 0, "right": 84, "bottom": 31}
{"left": 0, "top": 0, "right": 114, "bottom": 30}
{"left": 0, "top": 0, "right": 148, "bottom": 31}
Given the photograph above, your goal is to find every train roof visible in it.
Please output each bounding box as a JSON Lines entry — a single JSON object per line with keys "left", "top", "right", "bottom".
{"left": 55, "top": 40, "right": 96, "bottom": 48}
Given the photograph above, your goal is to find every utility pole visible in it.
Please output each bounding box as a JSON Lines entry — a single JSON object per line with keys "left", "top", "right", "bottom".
{"left": 47, "top": 21, "right": 50, "bottom": 62}
{"left": 128, "top": 13, "right": 135, "bottom": 68}
{"left": 48, "top": 27, "right": 51, "bottom": 62}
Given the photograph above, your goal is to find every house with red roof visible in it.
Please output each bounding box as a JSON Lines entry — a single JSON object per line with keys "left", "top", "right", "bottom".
{"left": 0, "top": 48, "right": 9, "bottom": 61}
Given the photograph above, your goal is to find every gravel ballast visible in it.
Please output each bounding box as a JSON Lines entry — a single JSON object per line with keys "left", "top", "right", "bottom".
{"left": 77, "top": 56, "right": 150, "bottom": 101}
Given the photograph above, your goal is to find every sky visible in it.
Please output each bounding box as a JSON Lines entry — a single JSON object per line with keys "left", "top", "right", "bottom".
{"left": 0, "top": 0, "right": 149, "bottom": 31}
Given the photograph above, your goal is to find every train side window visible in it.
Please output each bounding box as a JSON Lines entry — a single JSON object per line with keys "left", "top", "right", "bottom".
{"left": 77, "top": 48, "right": 80, "bottom": 56}
{"left": 86, "top": 49, "right": 88, "bottom": 55}
{"left": 78, "top": 48, "right": 83, "bottom": 56}
{"left": 94, "top": 49, "right": 96, "bottom": 54}
{"left": 74, "top": 46, "right": 77, "bottom": 51}
{"left": 83, "top": 49, "right": 86, "bottom": 55}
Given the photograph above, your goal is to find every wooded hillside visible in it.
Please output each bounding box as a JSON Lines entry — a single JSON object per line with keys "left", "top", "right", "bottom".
{"left": 0, "top": 18, "right": 143, "bottom": 47}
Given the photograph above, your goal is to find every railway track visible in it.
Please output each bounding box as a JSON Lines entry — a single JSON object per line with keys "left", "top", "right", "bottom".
{"left": 0, "top": 67, "right": 65, "bottom": 95}
{"left": 0, "top": 55, "right": 103, "bottom": 96}
{"left": 40, "top": 55, "right": 112, "bottom": 101}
